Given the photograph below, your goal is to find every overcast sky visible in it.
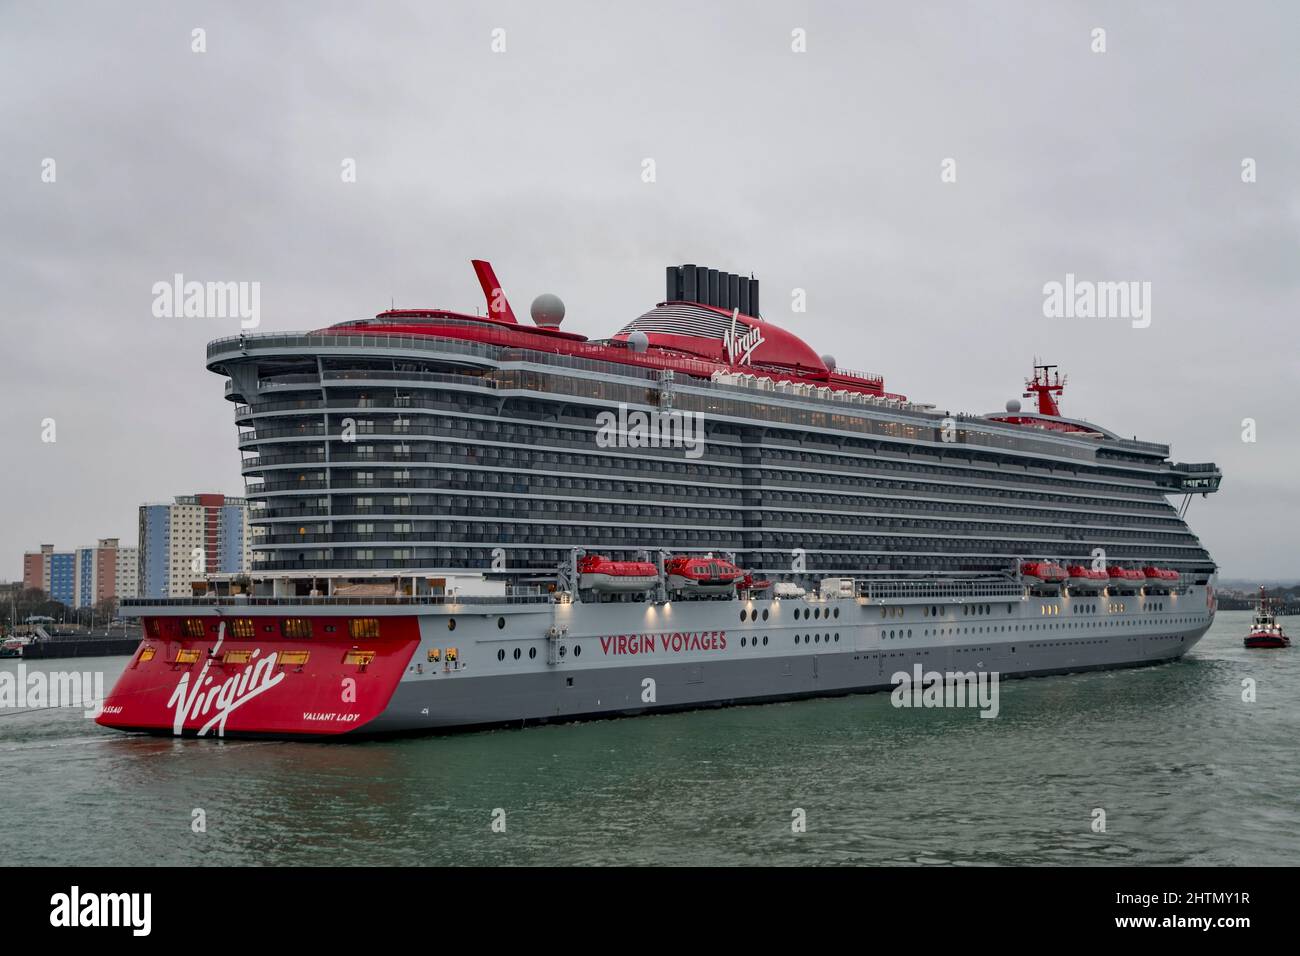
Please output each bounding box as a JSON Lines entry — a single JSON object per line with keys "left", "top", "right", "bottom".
{"left": 2, "top": 1, "right": 1297, "bottom": 581}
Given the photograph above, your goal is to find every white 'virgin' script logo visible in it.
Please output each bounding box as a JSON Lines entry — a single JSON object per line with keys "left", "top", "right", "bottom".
{"left": 166, "top": 620, "right": 286, "bottom": 736}
{"left": 722, "top": 308, "right": 764, "bottom": 365}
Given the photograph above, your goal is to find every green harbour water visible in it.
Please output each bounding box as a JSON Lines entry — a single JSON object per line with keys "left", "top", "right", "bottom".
{"left": 1, "top": 609, "right": 1295, "bottom": 866}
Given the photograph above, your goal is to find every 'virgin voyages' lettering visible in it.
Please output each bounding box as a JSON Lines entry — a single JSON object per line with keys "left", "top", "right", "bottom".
{"left": 599, "top": 631, "right": 727, "bottom": 655}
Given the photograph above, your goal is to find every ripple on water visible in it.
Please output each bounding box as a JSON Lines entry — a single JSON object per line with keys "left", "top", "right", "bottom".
{"left": 1, "top": 612, "right": 1298, "bottom": 865}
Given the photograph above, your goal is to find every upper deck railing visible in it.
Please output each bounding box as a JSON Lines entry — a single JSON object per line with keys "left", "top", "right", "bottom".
{"left": 119, "top": 593, "right": 555, "bottom": 609}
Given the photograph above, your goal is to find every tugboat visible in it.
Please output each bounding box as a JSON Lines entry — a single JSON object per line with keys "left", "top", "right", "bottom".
{"left": 1244, "top": 588, "right": 1290, "bottom": 649}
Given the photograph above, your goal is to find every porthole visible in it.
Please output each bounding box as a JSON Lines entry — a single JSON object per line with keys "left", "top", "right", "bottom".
{"left": 497, "top": 649, "right": 505, "bottom": 661}
{"left": 833, "top": 608, "right": 840, "bottom": 619}
{"left": 762, "top": 636, "right": 768, "bottom": 646}
{"left": 513, "top": 647, "right": 521, "bottom": 660}
{"left": 574, "top": 645, "right": 581, "bottom": 657}
{"left": 814, "top": 634, "right": 820, "bottom": 643}
{"left": 448, "top": 618, "right": 456, "bottom": 631}
{"left": 528, "top": 647, "right": 536, "bottom": 659}
{"left": 762, "top": 609, "right": 769, "bottom": 621}
{"left": 834, "top": 633, "right": 840, "bottom": 642}
{"left": 814, "top": 608, "right": 821, "bottom": 620}
{"left": 795, "top": 635, "right": 801, "bottom": 645}
{"left": 559, "top": 645, "right": 567, "bottom": 657}
{"left": 741, "top": 637, "right": 747, "bottom": 647}
{"left": 740, "top": 611, "right": 747, "bottom": 623}
{"left": 497, "top": 617, "right": 506, "bottom": 630}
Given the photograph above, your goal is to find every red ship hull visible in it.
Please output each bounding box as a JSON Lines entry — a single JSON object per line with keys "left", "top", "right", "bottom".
{"left": 96, "top": 615, "right": 420, "bottom": 738}
{"left": 1243, "top": 633, "right": 1290, "bottom": 649}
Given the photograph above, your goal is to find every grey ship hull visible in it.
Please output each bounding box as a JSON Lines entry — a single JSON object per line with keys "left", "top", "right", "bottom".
{"left": 364, "top": 584, "right": 1213, "bottom": 735}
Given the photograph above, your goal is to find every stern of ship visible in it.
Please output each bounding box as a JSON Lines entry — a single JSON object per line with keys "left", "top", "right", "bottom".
{"left": 97, "top": 605, "right": 421, "bottom": 738}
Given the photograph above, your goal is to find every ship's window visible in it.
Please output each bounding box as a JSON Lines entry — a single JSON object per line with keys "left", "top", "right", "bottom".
{"left": 529, "top": 647, "right": 537, "bottom": 659}
{"left": 349, "top": 618, "right": 380, "bottom": 639}
{"left": 497, "top": 649, "right": 505, "bottom": 661}
{"left": 762, "top": 609, "right": 769, "bottom": 621}
{"left": 574, "top": 645, "right": 581, "bottom": 657}
{"left": 762, "top": 636, "right": 768, "bottom": 646}
{"left": 448, "top": 618, "right": 457, "bottom": 631}
{"left": 513, "top": 648, "right": 521, "bottom": 660}
{"left": 281, "top": 618, "right": 312, "bottom": 639}
{"left": 180, "top": 618, "right": 206, "bottom": 638}
{"left": 497, "top": 617, "right": 506, "bottom": 630}
{"left": 740, "top": 611, "right": 747, "bottom": 623}
{"left": 231, "top": 618, "right": 256, "bottom": 639}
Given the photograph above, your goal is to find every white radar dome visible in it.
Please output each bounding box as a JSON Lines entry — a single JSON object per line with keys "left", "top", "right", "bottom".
{"left": 530, "top": 293, "right": 566, "bottom": 328}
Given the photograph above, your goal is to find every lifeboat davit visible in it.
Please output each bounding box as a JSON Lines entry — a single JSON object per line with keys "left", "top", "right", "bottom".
{"left": 666, "top": 555, "right": 745, "bottom": 595}
{"left": 1021, "top": 561, "right": 1067, "bottom": 584}
{"left": 577, "top": 555, "right": 659, "bottom": 593}
{"left": 1066, "top": 565, "right": 1108, "bottom": 589}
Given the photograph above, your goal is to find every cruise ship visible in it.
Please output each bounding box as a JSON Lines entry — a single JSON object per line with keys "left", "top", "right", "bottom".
{"left": 98, "top": 261, "right": 1222, "bottom": 738}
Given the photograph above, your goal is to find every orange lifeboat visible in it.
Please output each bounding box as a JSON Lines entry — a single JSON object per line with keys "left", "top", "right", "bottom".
{"left": 577, "top": 555, "right": 659, "bottom": 593}
{"left": 1021, "top": 561, "right": 1067, "bottom": 584}
{"left": 666, "top": 555, "right": 745, "bottom": 596}
{"left": 1066, "top": 565, "right": 1108, "bottom": 589}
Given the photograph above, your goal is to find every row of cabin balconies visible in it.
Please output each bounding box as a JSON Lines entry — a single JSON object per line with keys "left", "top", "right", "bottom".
{"left": 241, "top": 469, "right": 1179, "bottom": 521}
{"left": 248, "top": 494, "right": 1192, "bottom": 531}
{"left": 243, "top": 488, "right": 1197, "bottom": 534}
{"left": 231, "top": 396, "right": 1174, "bottom": 500}
{"left": 234, "top": 442, "right": 1173, "bottom": 508}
